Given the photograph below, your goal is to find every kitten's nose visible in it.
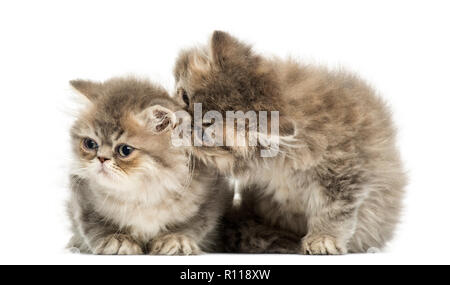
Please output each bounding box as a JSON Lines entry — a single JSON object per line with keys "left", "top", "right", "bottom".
{"left": 98, "top": 157, "right": 110, "bottom": 163}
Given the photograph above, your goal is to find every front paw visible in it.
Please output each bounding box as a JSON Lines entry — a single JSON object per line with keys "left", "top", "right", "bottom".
{"left": 93, "top": 235, "right": 143, "bottom": 255}
{"left": 301, "top": 234, "right": 346, "bottom": 255}
{"left": 149, "top": 234, "right": 202, "bottom": 255}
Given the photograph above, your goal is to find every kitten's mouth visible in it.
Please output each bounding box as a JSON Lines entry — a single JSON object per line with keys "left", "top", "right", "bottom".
{"left": 98, "top": 167, "right": 111, "bottom": 177}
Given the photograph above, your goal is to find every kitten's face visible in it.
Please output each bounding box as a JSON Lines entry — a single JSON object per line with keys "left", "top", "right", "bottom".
{"left": 72, "top": 119, "right": 156, "bottom": 190}
{"left": 70, "top": 78, "right": 184, "bottom": 192}
{"left": 173, "top": 31, "right": 282, "bottom": 169}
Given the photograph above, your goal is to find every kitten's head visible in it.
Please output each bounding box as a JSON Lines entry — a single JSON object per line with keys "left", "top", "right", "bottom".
{"left": 173, "top": 31, "right": 283, "bottom": 170}
{"left": 70, "top": 77, "right": 185, "bottom": 193}
{"left": 173, "top": 31, "right": 280, "bottom": 115}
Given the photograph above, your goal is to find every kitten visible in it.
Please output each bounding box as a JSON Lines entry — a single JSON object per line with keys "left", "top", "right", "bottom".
{"left": 173, "top": 31, "right": 406, "bottom": 254}
{"left": 66, "top": 77, "right": 232, "bottom": 255}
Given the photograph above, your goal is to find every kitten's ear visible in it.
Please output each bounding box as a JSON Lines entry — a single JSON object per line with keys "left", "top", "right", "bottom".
{"left": 70, "top": 79, "right": 102, "bottom": 101}
{"left": 136, "top": 105, "right": 176, "bottom": 134}
{"left": 210, "top": 30, "right": 251, "bottom": 68}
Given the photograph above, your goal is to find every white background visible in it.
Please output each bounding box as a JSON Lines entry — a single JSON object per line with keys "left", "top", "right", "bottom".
{"left": 0, "top": 0, "right": 449, "bottom": 265}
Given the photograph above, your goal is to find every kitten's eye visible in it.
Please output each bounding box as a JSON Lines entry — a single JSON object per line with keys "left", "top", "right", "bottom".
{"left": 180, "top": 88, "right": 189, "bottom": 107}
{"left": 117, "top": 144, "right": 134, "bottom": 157}
{"left": 83, "top": 138, "right": 98, "bottom": 151}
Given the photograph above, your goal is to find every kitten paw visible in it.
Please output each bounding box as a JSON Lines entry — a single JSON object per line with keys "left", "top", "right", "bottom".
{"left": 301, "top": 234, "right": 346, "bottom": 255}
{"left": 93, "top": 235, "right": 143, "bottom": 255}
{"left": 149, "top": 234, "right": 202, "bottom": 255}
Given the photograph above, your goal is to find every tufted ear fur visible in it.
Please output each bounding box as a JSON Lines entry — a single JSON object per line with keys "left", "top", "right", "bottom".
{"left": 210, "top": 30, "right": 253, "bottom": 68}
{"left": 136, "top": 105, "right": 176, "bottom": 134}
{"left": 70, "top": 79, "right": 102, "bottom": 101}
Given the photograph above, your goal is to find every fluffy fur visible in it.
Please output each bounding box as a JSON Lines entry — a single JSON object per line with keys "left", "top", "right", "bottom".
{"left": 173, "top": 31, "right": 406, "bottom": 254}
{"left": 66, "top": 77, "right": 233, "bottom": 255}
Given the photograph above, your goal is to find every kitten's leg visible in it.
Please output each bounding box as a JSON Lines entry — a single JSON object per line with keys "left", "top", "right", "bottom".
{"left": 68, "top": 178, "right": 144, "bottom": 255}
{"left": 149, "top": 233, "right": 202, "bottom": 255}
{"left": 148, "top": 176, "right": 233, "bottom": 255}
{"left": 148, "top": 214, "right": 217, "bottom": 255}
{"left": 93, "top": 234, "right": 143, "bottom": 255}
{"left": 74, "top": 208, "right": 144, "bottom": 255}
{"left": 301, "top": 187, "right": 362, "bottom": 255}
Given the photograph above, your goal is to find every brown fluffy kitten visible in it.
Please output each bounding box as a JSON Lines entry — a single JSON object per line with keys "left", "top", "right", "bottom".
{"left": 67, "top": 77, "right": 232, "bottom": 255}
{"left": 173, "top": 31, "right": 406, "bottom": 254}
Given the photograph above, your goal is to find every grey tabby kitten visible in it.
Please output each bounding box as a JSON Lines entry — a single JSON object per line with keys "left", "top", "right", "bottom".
{"left": 173, "top": 31, "right": 406, "bottom": 254}
{"left": 67, "top": 77, "right": 232, "bottom": 255}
